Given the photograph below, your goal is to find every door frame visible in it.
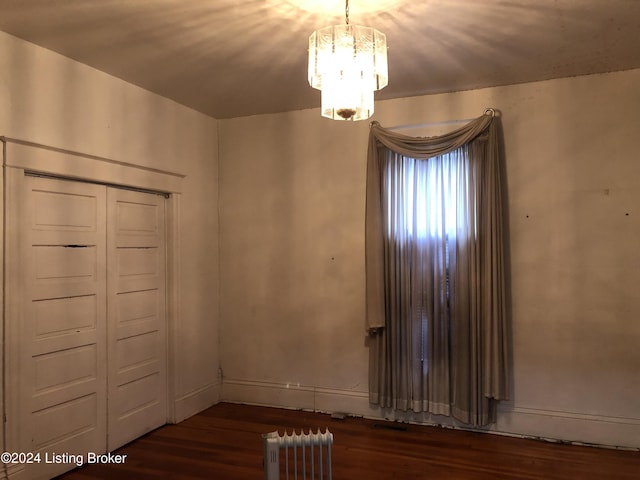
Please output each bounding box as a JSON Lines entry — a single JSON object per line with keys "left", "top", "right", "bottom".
{"left": 1, "top": 138, "right": 184, "bottom": 479}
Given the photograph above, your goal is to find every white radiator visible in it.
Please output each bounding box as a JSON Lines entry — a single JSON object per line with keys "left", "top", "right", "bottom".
{"left": 263, "top": 429, "right": 333, "bottom": 480}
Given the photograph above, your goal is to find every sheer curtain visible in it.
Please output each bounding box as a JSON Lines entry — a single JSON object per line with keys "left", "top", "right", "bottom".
{"left": 365, "top": 110, "right": 509, "bottom": 426}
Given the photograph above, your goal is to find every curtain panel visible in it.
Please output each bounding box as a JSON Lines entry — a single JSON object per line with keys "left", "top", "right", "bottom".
{"left": 365, "top": 110, "right": 509, "bottom": 426}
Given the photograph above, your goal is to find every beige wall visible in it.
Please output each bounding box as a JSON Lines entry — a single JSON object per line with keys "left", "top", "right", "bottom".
{"left": 0, "top": 30, "right": 220, "bottom": 426}
{"left": 218, "top": 68, "right": 640, "bottom": 448}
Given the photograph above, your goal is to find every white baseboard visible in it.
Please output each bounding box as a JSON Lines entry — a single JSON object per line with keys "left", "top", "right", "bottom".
{"left": 3, "top": 464, "right": 25, "bottom": 480}
{"left": 221, "top": 377, "right": 640, "bottom": 450}
{"left": 493, "top": 404, "right": 640, "bottom": 449}
{"left": 220, "top": 378, "right": 375, "bottom": 415}
{"left": 173, "top": 381, "right": 221, "bottom": 423}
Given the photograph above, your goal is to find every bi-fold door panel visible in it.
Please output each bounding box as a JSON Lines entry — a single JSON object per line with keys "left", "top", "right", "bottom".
{"left": 14, "top": 175, "right": 167, "bottom": 479}
{"left": 107, "top": 187, "right": 167, "bottom": 451}
{"left": 22, "top": 176, "right": 108, "bottom": 479}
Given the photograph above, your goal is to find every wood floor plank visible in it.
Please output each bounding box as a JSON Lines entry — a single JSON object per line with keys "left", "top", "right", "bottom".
{"left": 55, "top": 402, "right": 640, "bottom": 479}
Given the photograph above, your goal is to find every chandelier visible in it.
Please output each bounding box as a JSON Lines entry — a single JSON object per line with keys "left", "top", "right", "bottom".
{"left": 308, "top": 0, "right": 388, "bottom": 121}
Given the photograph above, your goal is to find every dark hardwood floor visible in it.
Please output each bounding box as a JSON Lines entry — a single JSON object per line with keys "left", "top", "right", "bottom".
{"left": 56, "top": 402, "right": 639, "bottom": 479}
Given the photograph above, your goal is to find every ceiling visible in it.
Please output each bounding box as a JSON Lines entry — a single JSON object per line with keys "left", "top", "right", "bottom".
{"left": 1, "top": 0, "right": 639, "bottom": 119}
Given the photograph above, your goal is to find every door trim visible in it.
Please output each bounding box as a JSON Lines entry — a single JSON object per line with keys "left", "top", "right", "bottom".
{"left": 1, "top": 137, "right": 184, "bottom": 194}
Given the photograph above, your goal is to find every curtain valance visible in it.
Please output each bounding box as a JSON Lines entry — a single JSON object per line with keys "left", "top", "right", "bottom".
{"left": 368, "top": 109, "right": 495, "bottom": 161}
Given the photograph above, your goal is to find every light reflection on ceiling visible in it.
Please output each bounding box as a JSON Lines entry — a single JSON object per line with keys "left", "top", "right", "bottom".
{"left": 0, "top": 0, "right": 638, "bottom": 119}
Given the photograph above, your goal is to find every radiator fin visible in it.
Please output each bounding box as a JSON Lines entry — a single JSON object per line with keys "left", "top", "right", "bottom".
{"left": 263, "top": 428, "right": 333, "bottom": 480}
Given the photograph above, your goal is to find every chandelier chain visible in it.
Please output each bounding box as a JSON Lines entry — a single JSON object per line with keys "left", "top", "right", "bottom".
{"left": 345, "top": 0, "right": 350, "bottom": 25}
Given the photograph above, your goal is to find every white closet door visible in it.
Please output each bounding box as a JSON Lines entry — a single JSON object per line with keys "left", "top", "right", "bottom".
{"left": 23, "top": 176, "right": 108, "bottom": 478}
{"left": 107, "top": 188, "right": 167, "bottom": 451}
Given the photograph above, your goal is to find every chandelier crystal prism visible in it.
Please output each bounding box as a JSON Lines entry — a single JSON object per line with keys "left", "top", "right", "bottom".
{"left": 308, "top": 0, "right": 388, "bottom": 121}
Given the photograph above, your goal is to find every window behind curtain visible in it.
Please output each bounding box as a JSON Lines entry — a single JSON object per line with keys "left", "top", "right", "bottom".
{"left": 385, "top": 148, "right": 474, "bottom": 242}
{"left": 384, "top": 149, "right": 475, "bottom": 373}
{"left": 378, "top": 146, "right": 474, "bottom": 402}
